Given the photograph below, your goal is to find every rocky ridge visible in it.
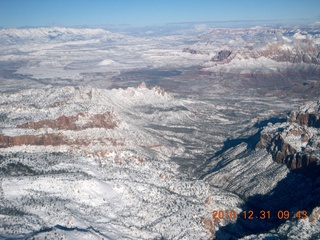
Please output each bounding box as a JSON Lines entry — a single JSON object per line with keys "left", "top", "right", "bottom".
{"left": 184, "top": 26, "right": 320, "bottom": 76}
{"left": 18, "top": 111, "right": 117, "bottom": 131}
{"left": 256, "top": 100, "right": 320, "bottom": 176}
{"left": 201, "top": 100, "right": 320, "bottom": 239}
{"left": 0, "top": 85, "right": 168, "bottom": 152}
{"left": 0, "top": 85, "right": 230, "bottom": 239}
{"left": 287, "top": 100, "right": 320, "bottom": 128}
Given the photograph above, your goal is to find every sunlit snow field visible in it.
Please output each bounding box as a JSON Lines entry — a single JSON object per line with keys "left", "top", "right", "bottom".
{"left": 0, "top": 24, "right": 320, "bottom": 239}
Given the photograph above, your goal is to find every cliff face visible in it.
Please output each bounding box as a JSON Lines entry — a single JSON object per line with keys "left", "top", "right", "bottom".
{"left": 211, "top": 50, "right": 232, "bottom": 62}
{"left": 0, "top": 132, "right": 123, "bottom": 148}
{"left": 188, "top": 27, "right": 320, "bottom": 78}
{"left": 18, "top": 112, "right": 117, "bottom": 130}
{"left": 258, "top": 127, "right": 318, "bottom": 170}
{"left": 0, "top": 111, "right": 120, "bottom": 148}
{"left": 287, "top": 100, "right": 320, "bottom": 128}
{"left": 256, "top": 101, "right": 320, "bottom": 175}
{"left": 259, "top": 40, "right": 320, "bottom": 64}
{"left": 288, "top": 112, "right": 320, "bottom": 128}
{"left": 0, "top": 133, "right": 70, "bottom": 148}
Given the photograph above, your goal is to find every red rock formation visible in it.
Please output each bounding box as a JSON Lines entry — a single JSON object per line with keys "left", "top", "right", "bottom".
{"left": 0, "top": 111, "right": 122, "bottom": 148}
{"left": 257, "top": 121, "right": 319, "bottom": 166}
{"left": 257, "top": 101, "right": 320, "bottom": 173}
{"left": 0, "top": 132, "right": 125, "bottom": 148}
{"left": 257, "top": 129, "right": 319, "bottom": 174}
{"left": 18, "top": 112, "right": 118, "bottom": 130}
{"left": 258, "top": 41, "right": 320, "bottom": 64}
{"left": 0, "top": 133, "right": 71, "bottom": 148}
{"left": 201, "top": 216, "right": 215, "bottom": 235}
{"left": 287, "top": 111, "right": 320, "bottom": 128}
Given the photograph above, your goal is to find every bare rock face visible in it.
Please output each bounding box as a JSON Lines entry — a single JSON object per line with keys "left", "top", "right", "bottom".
{"left": 197, "top": 27, "right": 320, "bottom": 79}
{"left": 0, "top": 111, "right": 120, "bottom": 148}
{"left": 0, "top": 133, "right": 69, "bottom": 148}
{"left": 309, "top": 207, "right": 320, "bottom": 222}
{"left": 287, "top": 100, "right": 320, "bottom": 128}
{"left": 256, "top": 101, "right": 320, "bottom": 176}
{"left": 259, "top": 40, "right": 320, "bottom": 64}
{"left": 18, "top": 112, "right": 118, "bottom": 130}
{"left": 0, "top": 131, "right": 123, "bottom": 148}
{"left": 211, "top": 50, "right": 232, "bottom": 62}
{"left": 257, "top": 123, "right": 319, "bottom": 170}
{"left": 182, "top": 48, "right": 209, "bottom": 55}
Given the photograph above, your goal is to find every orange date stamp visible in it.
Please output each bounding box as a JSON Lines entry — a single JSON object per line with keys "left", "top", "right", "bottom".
{"left": 212, "top": 210, "right": 308, "bottom": 220}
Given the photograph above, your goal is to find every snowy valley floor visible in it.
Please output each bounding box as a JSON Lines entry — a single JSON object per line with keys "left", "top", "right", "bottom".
{"left": 0, "top": 25, "right": 320, "bottom": 239}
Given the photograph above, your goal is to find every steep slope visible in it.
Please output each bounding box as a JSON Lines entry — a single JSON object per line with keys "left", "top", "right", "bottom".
{"left": 185, "top": 26, "right": 320, "bottom": 77}
{"left": 1, "top": 24, "right": 320, "bottom": 239}
{"left": 0, "top": 85, "right": 244, "bottom": 239}
{"left": 256, "top": 100, "right": 320, "bottom": 176}
{"left": 200, "top": 100, "right": 320, "bottom": 239}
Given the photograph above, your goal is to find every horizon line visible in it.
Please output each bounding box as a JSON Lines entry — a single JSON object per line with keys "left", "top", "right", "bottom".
{"left": 0, "top": 18, "right": 318, "bottom": 30}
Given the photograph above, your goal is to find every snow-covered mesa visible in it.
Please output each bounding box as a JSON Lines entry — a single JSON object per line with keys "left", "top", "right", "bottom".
{"left": 1, "top": 26, "right": 319, "bottom": 82}
{"left": 0, "top": 24, "right": 320, "bottom": 239}
{"left": 0, "top": 85, "right": 244, "bottom": 239}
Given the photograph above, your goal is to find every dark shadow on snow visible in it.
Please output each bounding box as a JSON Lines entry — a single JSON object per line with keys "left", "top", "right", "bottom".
{"left": 198, "top": 117, "right": 286, "bottom": 179}
{"left": 198, "top": 116, "right": 319, "bottom": 238}
{"left": 214, "top": 170, "right": 320, "bottom": 239}
{"left": 253, "top": 117, "right": 286, "bottom": 129}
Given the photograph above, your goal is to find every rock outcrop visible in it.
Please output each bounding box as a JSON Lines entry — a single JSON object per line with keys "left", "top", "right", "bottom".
{"left": 211, "top": 50, "right": 232, "bottom": 62}
{"left": 182, "top": 48, "right": 209, "bottom": 55}
{"left": 0, "top": 111, "right": 121, "bottom": 148}
{"left": 259, "top": 40, "right": 320, "bottom": 64}
{"left": 256, "top": 101, "right": 320, "bottom": 176}
{"left": 287, "top": 100, "right": 320, "bottom": 128}
{"left": 0, "top": 132, "right": 123, "bottom": 148}
{"left": 309, "top": 207, "right": 320, "bottom": 222}
{"left": 257, "top": 123, "right": 319, "bottom": 171}
{"left": 18, "top": 112, "right": 118, "bottom": 130}
{"left": 0, "top": 133, "right": 70, "bottom": 148}
{"left": 196, "top": 27, "right": 320, "bottom": 79}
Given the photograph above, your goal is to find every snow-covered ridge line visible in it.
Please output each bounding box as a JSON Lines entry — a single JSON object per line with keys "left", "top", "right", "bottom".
{"left": 255, "top": 100, "right": 320, "bottom": 176}
{"left": 0, "top": 26, "right": 109, "bottom": 34}
{"left": 2, "top": 25, "right": 319, "bottom": 83}
{"left": 0, "top": 27, "right": 114, "bottom": 39}
{"left": 202, "top": 100, "right": 320, "bottom": 239}
{"left": 0, "top": 84, "right": 173, "bottom": 151}
{"left": 0, "top": 84, "right": 234, "bottom": 239}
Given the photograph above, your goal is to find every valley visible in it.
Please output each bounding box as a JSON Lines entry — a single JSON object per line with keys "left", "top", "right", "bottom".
{"left": 0, "top": 23, "right": 319, "bottom": 239}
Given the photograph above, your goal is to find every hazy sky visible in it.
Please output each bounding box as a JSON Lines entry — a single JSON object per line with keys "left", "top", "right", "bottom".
{"left": 0, "top": 0, "right": 319, "bottom": 28}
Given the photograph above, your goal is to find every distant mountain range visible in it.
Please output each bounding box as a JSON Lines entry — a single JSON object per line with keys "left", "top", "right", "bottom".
{"left": 0, "top": 24, "right": 319, "bottom": 239}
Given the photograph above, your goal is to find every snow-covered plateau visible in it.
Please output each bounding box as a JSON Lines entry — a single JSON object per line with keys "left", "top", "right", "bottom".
{"left": 0, "top": 24, "right": 320, "bottom": 239}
